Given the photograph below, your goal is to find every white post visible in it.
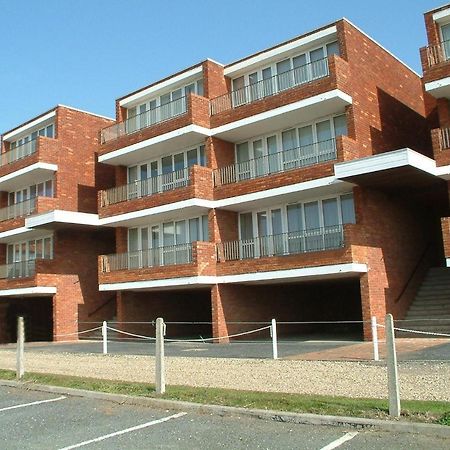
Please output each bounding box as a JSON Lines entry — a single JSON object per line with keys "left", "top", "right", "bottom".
{"left": 371, "top": 316, "right": 379, "bottom": 361}
{"left": 270, "top": 318, "right": 278, "bottom": 360}
{"left": 16, "top": 316, "right": 25, "bottom": 380}
{"left": 385, "top": 313, "right": 401, "bottom": 417}
{"left": 155, "top": 317, "right": 166, "bottom": 394}
{"left": 102, "top": 321, "right": 108, "bottom": 355}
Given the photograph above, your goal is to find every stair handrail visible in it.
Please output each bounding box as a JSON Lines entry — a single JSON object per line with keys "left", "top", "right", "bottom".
{"left": 394, "top": 241, "right": 433, "bottom": 304}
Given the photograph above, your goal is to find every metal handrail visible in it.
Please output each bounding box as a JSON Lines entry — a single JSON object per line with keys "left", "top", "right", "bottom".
{"left": 100, "top": 167, "right": 190, "bottom": 207}
{"left": 101, "top": 243, "right": 194, "bottom": 272}
{"left": 216, "top": 226, "right": 344, "bottom": 262}
{"left": 1, "top": 139, "right": 38, "bottom": 166}
{"left": 210, "top": 58, "right": 329, "bottom": 115}
{"left": 0, "top": 198, "right": 37, "bottom": 222}
{"left": 213, "top": 138, "right": 337, "bottom": 186}
{"left": 0, "top": 257, "right": 52, "bottom": 279}
{"left": 424, "top": 39, "right": 450, "bottom": 67}
{"left": 101, "top": 96, "right": 188, "bottom": 144}
{"left": 440, "top": 127, "right": 450, "bottom": 149}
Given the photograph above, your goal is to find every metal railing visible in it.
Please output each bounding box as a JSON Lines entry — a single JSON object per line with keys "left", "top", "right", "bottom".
{"left": 213, "top": 139, "right": 336, "bottom": 186}
{"left": 1, "top": 139, "right": 38, "bottom": 166}
{"left": 100, "top": 168, "right": 190, "bottom": 206}
{"left": 0, "top": 257, "right": 51, "bottom": 279}
{"left": 216, "top": 226, "right": 344, "bottom": 262}
{"left": 0, "top": 198, "right": 37, "bottom": 222}
{"left": 101, "top": 96, "right": 188, "bottom": 144}
{"left": 424, "top": 40, "right": 450, "bottom": 67}
{"left": 210, "top": 58, "right": 329, "bottom": 115}
{"left": 101, "top": 243, "right": 194, "bottom": 272}
{"left": 440, "top": 127, "right": 450, "bottom": 149}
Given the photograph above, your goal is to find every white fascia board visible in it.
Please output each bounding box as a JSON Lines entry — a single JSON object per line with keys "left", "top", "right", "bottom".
{"left": 0, "top": 163, "right": 58, "bottom": 187}
{"left": 334, "top": 148, "right": 437, "bottom": 179}
{"left": 99, "top": 276, "right": 217, "bottom": 291}
{"left": 0, "top": 227, "right": 34, "bottom": 241}
{"left": 25, "top": 210, "right": 100, "bottom": 228}
{"left": 119, "top": 66, "right": 203, "bottom": 108}
{"left": 98, "top": 199, "right": 215, "bottom": 226}
{"left": 98, "top": 125, "right": 212, "bottom": 164}
{"left": 216, "top": 263, "right": 368, "bottom": 284}
{"left": 446, "top": 258, "right": 450, "bottom": 267}
{"left": 210, "top": 90, "right": 352, "bottom": 137}
{"left": 215, "top": 176, "right": 345, "bottom": 209}
{"left": 435, "top": 164, "right": 450, "bottom": 179}
{"left": 3, "top": 111, "right": 56, "bottom": 141}
{"left": 0, "top": 286, "right": 57, "bottom": 297}
{"left": 224, "top": 26, "right": 337, "bottom": 76}
{"left": 433, "top": 7, "right": 450, "bottom": 22}
{"left": 425, "top": 77, "right": 450, "bottom": 93}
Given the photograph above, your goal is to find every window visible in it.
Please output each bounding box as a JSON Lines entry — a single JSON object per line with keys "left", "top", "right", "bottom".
{"left": 441, "top": 23, "right": 450, "bottom": 59}
{"left": 9, "top": 123, "right": 55, "bottom": 153}
{"left": 8, "top": 179, "right": 54, "bottom": 206}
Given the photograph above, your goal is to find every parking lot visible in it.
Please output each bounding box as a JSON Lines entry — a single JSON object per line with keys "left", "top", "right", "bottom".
{"left": 0, "top": 385, "right": 449, "bottom": 449}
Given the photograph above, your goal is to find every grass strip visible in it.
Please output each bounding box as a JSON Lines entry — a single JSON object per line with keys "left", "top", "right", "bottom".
{"left": 0, "top": 368, "right": 448, "bottom": 425}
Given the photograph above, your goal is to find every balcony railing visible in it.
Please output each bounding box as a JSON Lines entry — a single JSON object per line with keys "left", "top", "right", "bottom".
{"left": 213, "top": 138, "right": 336, "bottom": 186}
{"left": 1, "top": 139, "right": 38, "bottom": 166}
{"left": 101, "top": 243, "right": 194, "bottom": 272}
{"left": 440, "top": 127, "right": 450, "bottom": 149}
{"left": 424, "top": 40, "right": 450, "bottom": 67}
{"left": 101, "top": 96, "right": 188, "bottom": 144}
{"left": 0, "top": 198, "right": 37, "bottom": 222}
{"left": 100, "top": 167, "right": 190, "bottom": 207}
{"left": 216, "top": 226, "right": 344, "bottom": 262}
{"left": 210, "top": 58, "right": 329, "bottom": 115}
{"left": 0, "top": 257, "right": 51, "bottom": 279}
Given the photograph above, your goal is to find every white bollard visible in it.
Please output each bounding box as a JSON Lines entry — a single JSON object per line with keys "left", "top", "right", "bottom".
{"left": 16, "top": 316, "right": 25, "bottom": 380}
{"left": 155, "top": 317, "right": 166, "bottom": 394}
{"left": 270, "top": 318, "right": 278, "bottom": 360}
{"left": 102, "top": 321, "right": 108, "bottom": 355}
{"left": 385, "top": 313, "right": 401, "bottom": 417}
{"left": 371, "top": 316, "right": 379, "bottom": 361}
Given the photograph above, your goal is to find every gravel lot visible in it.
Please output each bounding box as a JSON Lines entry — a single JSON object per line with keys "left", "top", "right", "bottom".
{"left": 0, "top": 350, "right": 448, "bottom": 401}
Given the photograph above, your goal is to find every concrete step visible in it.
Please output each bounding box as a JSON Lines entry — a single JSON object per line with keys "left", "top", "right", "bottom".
{"left": 416, "top": 286, "right": 450, "bottom": 293}
{"left": 410, "top": 301, "right": 450, "bottom": 308}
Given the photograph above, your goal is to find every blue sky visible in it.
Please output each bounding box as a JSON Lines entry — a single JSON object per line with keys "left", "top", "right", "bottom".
{"left": 0, "top": 0, "right": 442, "bottom": 132}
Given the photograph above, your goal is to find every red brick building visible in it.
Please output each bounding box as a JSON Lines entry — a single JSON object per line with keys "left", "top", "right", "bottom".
{"left": 96, "top": 17, "right": 448, "bottom": 342}
{"left": 0, "top": 105, "right": 116, "bottom": 342}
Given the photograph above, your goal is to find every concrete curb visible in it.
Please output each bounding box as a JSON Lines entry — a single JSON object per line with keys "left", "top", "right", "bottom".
{"left": 0, "top": 379, "right": 449, "bottom": 438}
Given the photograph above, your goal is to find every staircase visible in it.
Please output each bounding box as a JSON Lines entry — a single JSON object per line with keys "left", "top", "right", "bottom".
{"left": 399, "top": 267, "right": 450, "bottom": 337}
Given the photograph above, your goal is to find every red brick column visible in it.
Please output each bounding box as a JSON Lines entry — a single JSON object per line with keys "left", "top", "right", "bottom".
{"left": 52, "top": 277, "right": 80, "bottom": 342}
{"left": 211, "top": 284, "right": 230, "bottom": 343}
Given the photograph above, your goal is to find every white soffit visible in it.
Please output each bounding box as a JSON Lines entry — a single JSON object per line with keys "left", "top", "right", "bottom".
{"left": 3, "top": 111, "right": 56, "bottom": 141}
{"left": 26, "top": 210, "right": 100, "bottom": 228}
{"left": 424, "top": 77, "right": 450, "bottom": 100}
{"left": 0, "top": 286, "right": 57, "bottom": 297}
{"left": 433, "top": 7, "right": 450, "bottom": 22}
{"left": 334, "top": 148, "right": 437, "bottom": 179}
{"left": 224, "top": 26, "right": 337, "bottom": 77}
{"left": 0, "top": 163, "right": 58, "bottom": 192}
{"left": 98, "top": 125, "right": 211, "bottom": 165}
{"left": 119, "top": 66, "right": 203, "bottom": 108}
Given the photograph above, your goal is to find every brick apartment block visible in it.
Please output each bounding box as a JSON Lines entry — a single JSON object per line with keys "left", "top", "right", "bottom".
{"left": 2, "top": 8, "right": 450, "bottom": 343}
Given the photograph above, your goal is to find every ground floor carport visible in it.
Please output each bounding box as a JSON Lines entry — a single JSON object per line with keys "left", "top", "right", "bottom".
{"left": 0, "top": 296, "right": 54, "bottom": 343}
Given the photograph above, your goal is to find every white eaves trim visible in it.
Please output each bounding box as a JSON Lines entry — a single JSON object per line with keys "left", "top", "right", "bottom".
{"left": 433, "top": 7, "right": 450, "bottom": 22}
{"left": 0, "top": 227, "right": 34, "bottom": 241}
{"left": 99, "top": 263, "right": 368, "bottom": 291}
{"left": 3, "top": 111, "right": 56, "bottom": 141}
{"left": 119, "top": 66, "right": 203, "bottom": 107}
{"left": 334, "top": 148, "right": 437, "bottom": 179}
{"left": 224, "top": 26, "right": 337, "bottom": 76}
{"left": 98, "top": 199, "right": 215, "bottom": 226}
{"left": 26, "top": 210, "right": 100, "bottom": 228}
{"left": 0, "top": 286, "right": 57, "bottom": 297}
{"left": 210, "top": 90, "right": 352, "bottom": 137}
{"left": 98, "top": 125, "right": 211, "bottom": 163}
{"left": 0, "top": 163, "right": 58, "bottom": 186}
{"left": 424, "top": 77, "right": 450, "bottom": 93}
{"left": 57, "top": 104, "right": 114, "bottom": 121}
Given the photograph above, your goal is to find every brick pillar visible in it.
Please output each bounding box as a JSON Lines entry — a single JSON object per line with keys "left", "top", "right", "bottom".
{"left": 52, "top": 276, "right": 80, "bottom": 342}
{"left": 0, "top": 302, "right": 9, "bottom": 344}
{"left": 211, "top": 284, "right": 229, "bottom": 343}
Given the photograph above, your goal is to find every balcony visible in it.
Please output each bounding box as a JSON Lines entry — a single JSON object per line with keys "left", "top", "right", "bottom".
{"left": 431, "top": 127, "right": 450, "bottom": 166}
{"left": 99, "top": 241, "right": 216, "bottom": 290}
{"left": 213, "top": 138, "right": 337, "bottom": 187}
{"left": 421, "top": 41, "right": 450, "bottom": 98}
{"left": 98, "top": 165, "right": 213, "bottom": 225}
{"left": 0, "top": 137, "right": 59, "bottom": 191}
{"left": 99, "top": 94, "right": 210, "bottom": 159}
{"left": 209, "top": 55, "right": 351, "bottom": 138}
{"left": 0, "top": 198, "right": 37, "bottom": 222}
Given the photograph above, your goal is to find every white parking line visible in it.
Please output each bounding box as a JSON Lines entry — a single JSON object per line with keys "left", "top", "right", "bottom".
{"left": 58, "top": 411, "right": 187, "bottom": 450}
{"left": 320, "top": 431, "right": 358, "bottom": 450}
{"left": 0, "top": 396, "right": 66, "bottom": 412}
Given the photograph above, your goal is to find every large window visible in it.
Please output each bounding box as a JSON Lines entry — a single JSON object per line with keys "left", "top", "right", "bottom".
{"left": 231, "top": 41, "right": 339, "bottom": 105}
{"left": 127, "top": 79, "right": 204, "bottom": 132}
{"left": 441, "top": 23, "right": 450, "bottom": 59}
{"left": 8, "top": 179, "right": 54, "bottom": 206}
{"left": 10, "top": 123, "right": 54, "bottom": 151}
{"left": 234, "top": 114, "right": 347, "bottom": 180}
